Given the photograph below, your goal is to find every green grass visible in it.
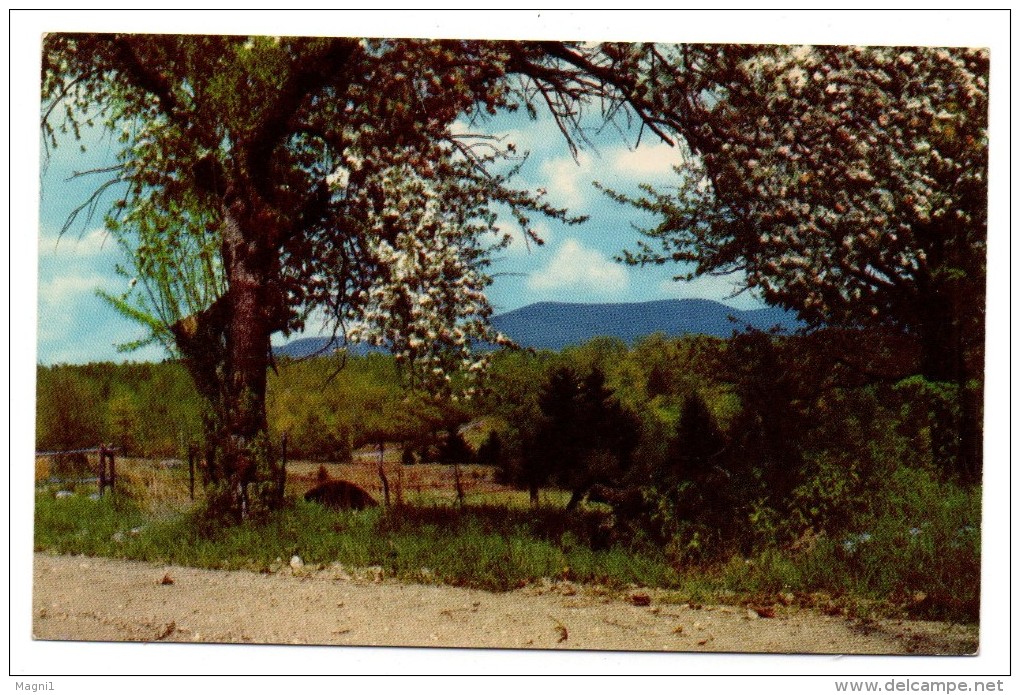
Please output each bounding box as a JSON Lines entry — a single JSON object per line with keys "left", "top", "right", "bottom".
{"left": 34, "top": 489, "right": 149, "bottom": 555}
{"left": 34, "top": 492, "right": 678, "bottom": 592}
{"left": 33, "top": 475, "right": 981, "bottom": 623}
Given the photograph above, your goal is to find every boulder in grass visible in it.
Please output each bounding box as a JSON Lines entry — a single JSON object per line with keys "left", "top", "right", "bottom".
{"left": 304, "top": 479, "right": 379, "bottom": 511}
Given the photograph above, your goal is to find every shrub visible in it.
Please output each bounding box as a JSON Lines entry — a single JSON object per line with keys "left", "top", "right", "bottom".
{"left": 437, "top": 426, "right": 473, "bottom": 464}
{"left": 476, "top": 430, "right": 504, "bottom": 467}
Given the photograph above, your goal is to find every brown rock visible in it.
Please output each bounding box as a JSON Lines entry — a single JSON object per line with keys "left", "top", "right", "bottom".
{"left": 304, "top": 480, "right": 379, "bottom": 511}
{"left": 630, "top": 592, "right": 652, "bottom": 607}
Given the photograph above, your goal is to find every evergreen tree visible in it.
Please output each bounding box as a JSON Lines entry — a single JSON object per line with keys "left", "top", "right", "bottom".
{"left": 438, "top": 426, "right": 473, "bottom": 464}
{"left": 665, "top": 392, "right": 725, "bottom": 485}
{"left": 526, "top": 366, "right": 639, "bottom": 510}
{"left": 476, "top": 430, "right": 505, "bottom": 467}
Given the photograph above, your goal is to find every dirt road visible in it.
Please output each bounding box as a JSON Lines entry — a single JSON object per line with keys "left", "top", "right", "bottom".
{"left": 31, "top": 553, "right": 976, "bottom": 654}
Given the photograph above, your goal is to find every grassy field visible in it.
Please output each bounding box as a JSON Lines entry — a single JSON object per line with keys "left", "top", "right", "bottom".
{"left": 33, "top": 454, "right": 980, "bottom": 624}
{"left": 287, "top": 456, "right": 577, "bottom": 508}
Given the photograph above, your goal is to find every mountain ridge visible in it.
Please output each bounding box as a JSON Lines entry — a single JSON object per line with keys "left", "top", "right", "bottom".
{"left": 274, "top": 298, "right": 802, "bottom": 358}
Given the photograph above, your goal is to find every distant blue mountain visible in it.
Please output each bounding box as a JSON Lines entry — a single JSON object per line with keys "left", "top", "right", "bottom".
{"left": 273, "top": 337, "right": 380, "bottom": 359}
{"left": 273, "top": 299, "right": 802, "bottom": 358}
{"left": 490, "top": 299, "right": 801, "bottom": 351}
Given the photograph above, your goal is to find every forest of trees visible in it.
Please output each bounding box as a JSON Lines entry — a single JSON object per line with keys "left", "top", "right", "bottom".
{"left": 36, "top": 322, "right": 978, "bottom": 564}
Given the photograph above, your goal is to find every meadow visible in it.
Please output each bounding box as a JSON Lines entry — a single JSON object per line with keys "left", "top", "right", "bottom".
{"left": 35, "top": 433, "right": 981, "bottom": 624}
{"left": 36, "top": 332, "right": 982, "bottom": 624}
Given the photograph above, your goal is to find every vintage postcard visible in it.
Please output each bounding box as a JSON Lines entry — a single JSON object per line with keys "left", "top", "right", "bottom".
{"left": 18, "top": 10, "right": 1006, "bottom": 681}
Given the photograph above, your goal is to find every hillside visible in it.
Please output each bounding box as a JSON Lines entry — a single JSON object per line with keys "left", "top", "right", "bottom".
{"left": 275, "top": 299, "right": 801, "bottom": 357}
{"left": 490, "top": 299, "right": 800, "bottom": 351}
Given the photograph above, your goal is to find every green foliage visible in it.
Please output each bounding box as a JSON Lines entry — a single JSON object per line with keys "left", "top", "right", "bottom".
{"left": 36, "top": 362, "right": 202, "bottom": 457}
{"left": 745, "top": 468, "right": 980, "bottom": 622}
{"left": 36, "top": 367, "right": 107, "bottom": 452}
{"left": 523, "top": 366, "right": 640, "bottom": 510}
{"left": 34, "top": 325, "right": 982, "bottom": 622}
{"left": 893, "top": 376, "right": 963, "bottom": 473}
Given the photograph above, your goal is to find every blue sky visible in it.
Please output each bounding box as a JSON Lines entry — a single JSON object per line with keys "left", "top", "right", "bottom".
{"left": 36, "top": 94, "right": 762, "bottom": 365}
{"left": 29, "top": 12, "right": 1010, "bottom": 369}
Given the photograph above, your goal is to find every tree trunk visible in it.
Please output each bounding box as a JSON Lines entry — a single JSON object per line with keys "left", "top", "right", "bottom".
{"left": 565, "top": 487, "right": 588, "bottom": 512}
{"left": 916, "top": 287, "right": 983, "bottom": 483}
{"left": 173, "top": 192, "right": 286, "bottom": 521}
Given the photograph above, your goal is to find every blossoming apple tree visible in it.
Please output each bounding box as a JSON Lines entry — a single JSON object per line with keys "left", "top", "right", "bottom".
{"left": 41, "top": 35, "right": 676, "bottom": 517}
{"left": 608, "top": 44, "right": 988, "bottom": 479}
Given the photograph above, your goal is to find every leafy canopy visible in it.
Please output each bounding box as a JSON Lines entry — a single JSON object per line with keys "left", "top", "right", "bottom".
{"left": 43, "top": 36, "right": 667, "bottom": 390}
{"left": 608, "top": 44, "right": 987, "bottom": 340}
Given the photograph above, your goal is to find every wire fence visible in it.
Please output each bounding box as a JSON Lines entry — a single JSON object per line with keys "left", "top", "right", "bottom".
{"left": 35, "top": 445, "right": 120, "bottom": 494}
{"left": 37, "top": 437, "right": 290, "bottom": 503}
{"left": 34, "top": 446, "right": 120, "bottom": 457}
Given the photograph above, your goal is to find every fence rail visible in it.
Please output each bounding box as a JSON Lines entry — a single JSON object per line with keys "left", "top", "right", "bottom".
{"left": 36, "top": 445, "right": 119, "bottom": 495}
{"left": 34, "top": 446, "right": 121, "bottom": 457}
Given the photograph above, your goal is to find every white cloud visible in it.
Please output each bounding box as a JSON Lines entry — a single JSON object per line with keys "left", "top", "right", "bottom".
{"left": 527, "top": 238, "right": 628, "bottom": 296}
{"left": 539, "top": 151, "right": 596, "bottom": 210}
{"left": 38, "top": 273, "right": 108, "bottom": 309}
{"left": 38, "top": 226, "right": 116, "bottom": 259}
{"left": 34, "top": 226, "right": 147, "bottom": 363}
{"left": 35, "top": 272, "right": 114, "bottom": 349}
{"left": 535, "top": 141, "right": 685, "bottom": 213}
{"left": 608, "top": 141, "right": 685, "bottom": 180}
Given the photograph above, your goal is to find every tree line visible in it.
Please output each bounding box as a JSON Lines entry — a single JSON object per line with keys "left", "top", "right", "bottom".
{"left": 37, "top": 322, "right": 977, "bottom": 560}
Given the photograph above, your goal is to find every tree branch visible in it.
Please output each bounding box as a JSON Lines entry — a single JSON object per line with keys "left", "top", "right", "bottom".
{"left": 110, "top": 35, "right": 186, "bottom": 122}
{"left": 244, "top": 39, "right": 360, "bottom": 202}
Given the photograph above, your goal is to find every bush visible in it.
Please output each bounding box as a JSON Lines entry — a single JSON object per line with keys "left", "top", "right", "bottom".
{"left": 49, "top": 452, "right": 94, "bottom": 480}
{"left": 437, "top": 426, "right": 473, "bottom": 464}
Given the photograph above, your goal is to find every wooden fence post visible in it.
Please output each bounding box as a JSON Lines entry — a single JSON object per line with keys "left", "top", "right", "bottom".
{"left": 108, "top": 446, "right": 115, "bottom": 493}
{"left": 98, "top": 444, "right": 107, "bottom": 496}
{"left": 377, "top": 441, "right": 390, "bottom": 507}
{"left": 96, "top": 444, "right": 116, "bottom": 496}
{"left": 188, "top": 444, "right": 196, "bottom": 501}
{"left": 279, "top": 433, "right": 288, "bottom": 503}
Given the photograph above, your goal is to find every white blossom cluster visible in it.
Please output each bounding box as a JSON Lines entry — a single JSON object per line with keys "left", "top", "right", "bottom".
{"left": 339, "top": 159, "right": 512, "bottom": 396}
{"left": 662, "top": 45, "right": 988, "bottom": 328}
{"left": 738, "top": 47, "right": 983, "bottom": 324}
